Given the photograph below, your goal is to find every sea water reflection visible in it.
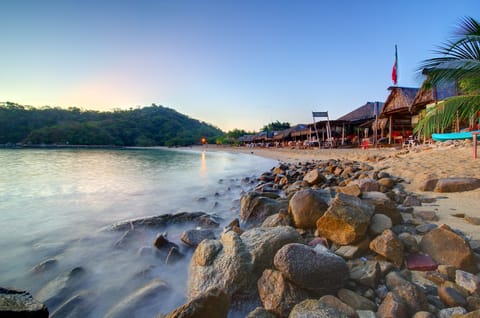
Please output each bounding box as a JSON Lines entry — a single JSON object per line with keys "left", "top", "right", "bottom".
{"left": 0, "top": 147, "right": 276, "bottom": 317}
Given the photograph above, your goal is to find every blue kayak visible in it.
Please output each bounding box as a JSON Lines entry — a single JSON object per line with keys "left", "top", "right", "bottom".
{"left": 432, "top": 130, "right": 480, "bottom": 141}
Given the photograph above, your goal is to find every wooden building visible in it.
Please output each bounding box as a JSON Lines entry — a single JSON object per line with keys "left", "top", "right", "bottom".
{"left": 379, "top": 86, "right": 419, "bottom": 144}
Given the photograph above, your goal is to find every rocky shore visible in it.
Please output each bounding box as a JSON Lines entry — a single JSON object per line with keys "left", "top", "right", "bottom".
{"left": 3, "top": 141, "right": 480, "bottom": 318}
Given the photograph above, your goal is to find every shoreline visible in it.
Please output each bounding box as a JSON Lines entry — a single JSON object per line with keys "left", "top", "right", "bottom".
{"left": 194, "top": 143, "right": 480, "bottom": 240}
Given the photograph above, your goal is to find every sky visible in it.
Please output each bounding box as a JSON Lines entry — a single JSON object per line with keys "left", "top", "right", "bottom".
{"left": 1, "top": 0, "right": 479, "bottom": 132}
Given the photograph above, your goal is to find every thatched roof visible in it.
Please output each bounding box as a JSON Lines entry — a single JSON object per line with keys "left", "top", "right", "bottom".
{"left": 337, "top": 101, "right": 384, "bottom": 124}
{"left": 410, "top": 81, "right": 458, "bottom": 114}
{"left": 379, "top": 86, "right": 419, "bottom": 118}
{"left": 273, "top": 124, "right": 309, "bottom": 140}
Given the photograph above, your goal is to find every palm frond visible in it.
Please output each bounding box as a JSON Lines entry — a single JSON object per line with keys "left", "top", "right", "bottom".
{"left": 414, "top": 95, "right": 480, "bottom": 137}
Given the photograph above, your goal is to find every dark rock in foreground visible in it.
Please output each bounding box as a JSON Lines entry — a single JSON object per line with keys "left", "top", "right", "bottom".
{"left": 0, "top": 287, "right": 49, "bottom": 318}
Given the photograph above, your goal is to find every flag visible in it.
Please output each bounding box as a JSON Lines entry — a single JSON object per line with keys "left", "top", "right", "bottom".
{"left": 391, "top": 45, "right": 398, "bottom": 85}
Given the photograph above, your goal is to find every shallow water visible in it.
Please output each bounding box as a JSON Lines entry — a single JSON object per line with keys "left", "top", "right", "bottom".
{"left": 0, "top": 147, "right": 276, "bottom": 317}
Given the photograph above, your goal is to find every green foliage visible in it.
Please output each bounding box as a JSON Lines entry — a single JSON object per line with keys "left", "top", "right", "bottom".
{"left": 261, "top": 121, "right": 290, "bottom": 132}
{"left": 0, "top": 102, "right": 224, "bottom": 146}
{"left": 415, "top": 16, "right": 480, "bottom": 137}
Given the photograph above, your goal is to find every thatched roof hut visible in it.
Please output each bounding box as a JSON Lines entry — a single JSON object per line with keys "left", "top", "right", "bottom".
{"left": 338, "top": 101, "right": 384, "bottom": 125}
{"left": 379, "top": 86, "right": 419, "bottom": 143}
{"left": 410, "top": 81, "right": 458, "bottom": 114}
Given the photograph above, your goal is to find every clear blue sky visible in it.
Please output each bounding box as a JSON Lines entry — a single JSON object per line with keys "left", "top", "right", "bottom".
{"left": 1, "top": 1, "right": 479, "bottom": 131}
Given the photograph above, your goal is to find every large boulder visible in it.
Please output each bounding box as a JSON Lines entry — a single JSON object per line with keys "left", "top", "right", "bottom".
{"left": 188, "top": 226, "right": 301, "bottom": 303}
{"left": 241, "top": 192, "right": 288, "bottom": 228}
{"left": 316, "top": 193, "right": 374, "bottom": 245}
{"left": 257, "top": 269, "right": 311, "bottom": 317}
{"left": 163, "top": 288, "right": 229, "bottom": 318}
{"left": 419, "top": 225, "right": 478, "bottom": 273}
{"left": 288, "top": 189, "right": 331, "bottom": 229}
{"left": 0, "top": 287, "right": 49, "bottom": 318}
{"left": 274, "top": 243, "right": 349, "bottom": 296}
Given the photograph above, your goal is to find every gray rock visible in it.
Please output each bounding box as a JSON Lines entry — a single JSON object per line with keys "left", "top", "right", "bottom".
{"left": 369, "top": 214, "right": 392, "bottom": 235}
{"left": 437, "top": 306, "right": 467, "bottom": 318}
{"left": 361, "top": 191, "right": 403, "bottom": 225}
{"left": 289, "top": 299, "right": 347, "bottom": 318}
{"left": 181, "top": 229, "right": 216, "bottom": 247}
{"left": 189, "top": 226, "right": 301, "bottom": 304}
{"left": 0, "top": 287, "right": 48, "bottom": 318}
{"left": 111, "top": 211, "right": 219, "bottom": 231}
{"left": 104, "top": 279, "right": 170, "bottom": 318}
{"left": 50, "top": 290, "right": 94, "bottom": 318}
{"left": 240, "top": 192, "right": 288, "bottom": 228}
{"left": 274, "top": 243, "right": 349, "bottom": 295}
{"left": 347, "top": 260, "right": 381, "bottom": 289}
{"left": 35, "top": 267, "right": 86, "bottom": 310}
{"left": 337, "top": 288, "right": 376, "bottom": 311}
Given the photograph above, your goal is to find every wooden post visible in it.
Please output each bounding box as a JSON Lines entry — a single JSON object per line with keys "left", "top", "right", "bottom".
{"left": 473, "top": 132, "right": 479, "bottom": 159}
{"left": 388, "top": 115, "right": 393, "bottom": 144}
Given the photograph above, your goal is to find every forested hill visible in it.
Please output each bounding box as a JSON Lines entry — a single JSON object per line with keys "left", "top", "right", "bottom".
{"left": 0, "top": 102, "right": 224, "bottom": 147}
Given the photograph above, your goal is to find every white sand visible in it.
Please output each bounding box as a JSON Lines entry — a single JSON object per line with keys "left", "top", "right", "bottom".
{"left": 198, "top": 144, "right": 480, "bottom": 240}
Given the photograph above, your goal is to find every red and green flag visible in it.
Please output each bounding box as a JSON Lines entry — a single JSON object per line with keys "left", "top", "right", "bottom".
{"left": 392, "top": 45, "right": 398, "bottom": 85}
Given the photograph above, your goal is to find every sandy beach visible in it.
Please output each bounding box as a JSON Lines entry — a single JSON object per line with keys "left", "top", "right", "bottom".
{"left": 200, "top": 143, "right": 480, "bottom": 240}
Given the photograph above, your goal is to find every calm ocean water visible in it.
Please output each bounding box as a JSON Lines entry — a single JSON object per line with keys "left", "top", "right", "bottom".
{"left": 0, "top": 147, "right": 276, "bottom": 317}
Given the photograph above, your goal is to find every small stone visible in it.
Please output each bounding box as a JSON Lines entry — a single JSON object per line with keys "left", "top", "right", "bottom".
{"left": 412, "top": 311, "right": 436, "bottom": 318}
{"left": 438, "top": 285, "right": 467, "bottom": 307}
{"left": 437, "top": 306, "right": 467, "bottom": 318}
{"left": 398, "top": 232, "right": 419, "bottom": 253}
{"left": 438, "top": 265, "right": 457, "bottom": 281}
{"left": 413, "top": 210, "right": 438, "bottom": 221}
{"left": 376, "top": 291, "right": 408, "bottom": 318}
{"left": 415, "top": 223, "right": 437, "bottom": 234}
{"left": 406, "top": 253, "right": 437, "bottom": 271}
{"left": 318, "top": 295, "right": 358, "bottom": 318}
{"left": 465, "top": 216, "right": 480, "bottom": 225}
{"left": 369, "top": 214, "right": 392, "bottom": 236}
{"left": 456, "top": 270, "right": 480, "bottom": 294}
{"left": 369, "top": 229, "right": 404, "bottom": 267}
{"left": 403, "top": 195, "right": 422, "bottom": 207}
{"left": 337, "top": 288, "right": 376, "bottom": 311}
{"left": 348, "top": 259, "right": 381, "bottom": 289}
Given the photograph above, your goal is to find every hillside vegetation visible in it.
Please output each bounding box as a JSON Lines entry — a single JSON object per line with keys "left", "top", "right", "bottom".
{"left": 0, "top": 102, "right": 223, "bottom": 147}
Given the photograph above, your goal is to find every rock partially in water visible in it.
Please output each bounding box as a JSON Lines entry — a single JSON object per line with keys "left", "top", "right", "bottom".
{"left": 240, "top": 192, "right": 288, "bottom": 228}
{"left": 0, "top": 287, "right": 49, "bottom": 318}
{"left": 29, "top": 258, "right": 58, "bottom": 274}
{"left": 35, "top": 267, "right": 86, "bottom": 311}
{"left": 104, "top": 279, "right": 170, "bottom": 318}
{"left": 110, "top": 212, "right": 220, "bottom": 231}
{"left": 163, "top": 287, "right": 229, "bottom": 318}
{"left": 50, "top": 290, "right": 94, "bottom": 318}
{"left": 181, "top": 229, "right": 216, "bottom": 247}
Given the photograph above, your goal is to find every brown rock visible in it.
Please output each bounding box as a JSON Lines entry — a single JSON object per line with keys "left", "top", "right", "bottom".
{"left": 465, "top": 215, "right": 480, "bottom": 225}
{"left": 434, "top": 177, "right": 480, "bottom": 193}
{"left": 316, "top": 193, "right": 374, "bottom": 245}
{"left": 303, "top": 168, "right": 327, "bottom": 185}
{"left": 354, "top": 178, "right": 380, "bottom": 192}
{"left": 240, "top": 192, "right": 288, "bottom": 228}
{"left": 467, "top": 295, "right": 480, "bottom": 311}
{"left": 418, "top": 178, "right": 439, "bottom": 192}
{"left": 369, "top": 229, "right": 404, "bottom": 267}
{"left": 438, "top": 285, "right": 467, "bottom": 307}
{"left": 288, "top": 189, "right": 330, "bottom": 229}
{"left": 257, "top": 269, "right": 310, "bottom": 317}
{"left": 163, "top": 288, "right": 229, "bottom": 318}
{"left": 336, "top": 184, "right": 362, "bottom": 197}
{"left": 337, "top": 288, "right": 376, "bottom": 311}
{"left": 456, "top": 269, "right": 480, "bottom": 294}
{"left": 376, "top": 291, "right": 408, "bottom": 318}
{"left": 319, "top": 295, "right": 358, "bottom": 318}
{"left": 412, "top": 312, "right": 436, "bottom": 318}
{"left": 413, "top": 210, "right": 439, "bottom": 221}
{"left": 419, "top": 225, "right": 478, "bottom": 273}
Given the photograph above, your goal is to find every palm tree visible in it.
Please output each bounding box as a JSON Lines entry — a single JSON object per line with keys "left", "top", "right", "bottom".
{"left": 414, "top": 17, "right": 480, "bottom": 137}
